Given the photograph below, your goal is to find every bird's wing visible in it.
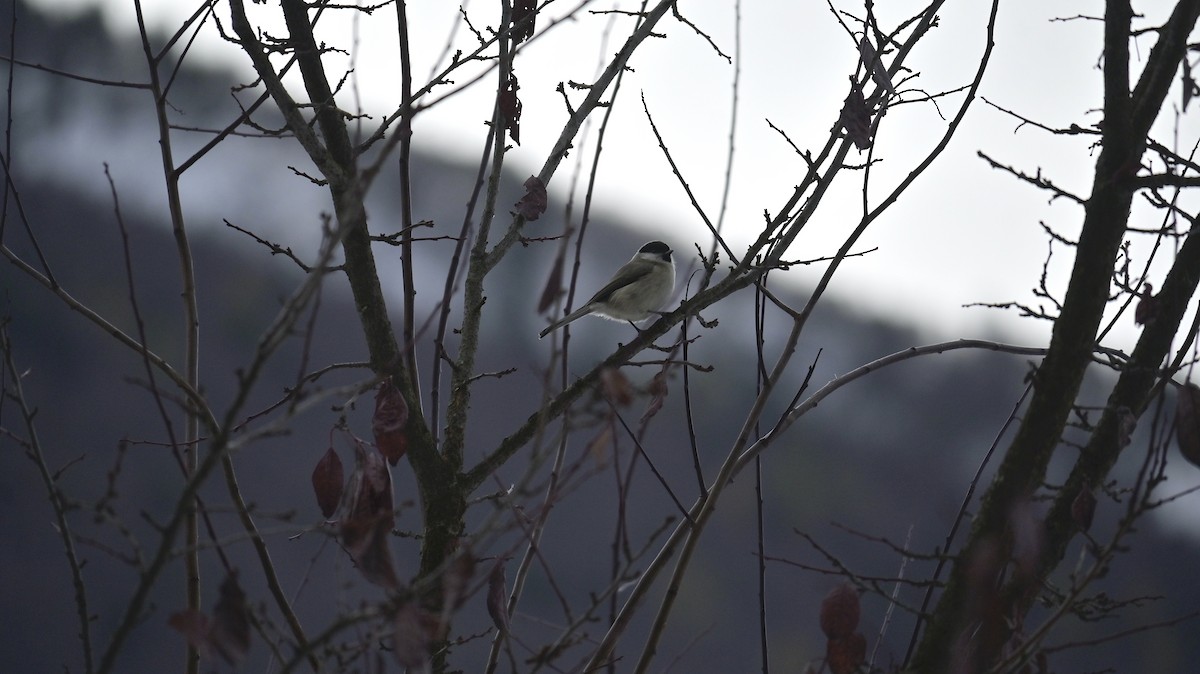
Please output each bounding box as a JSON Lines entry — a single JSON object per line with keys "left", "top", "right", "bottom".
{"left": 588, "top": 266, "right": 651, "bottom": 304}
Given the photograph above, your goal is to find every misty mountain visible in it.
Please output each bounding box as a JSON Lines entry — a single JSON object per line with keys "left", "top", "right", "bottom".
{"left": 2, "top": 2, "right": 1198, "bottom": 672}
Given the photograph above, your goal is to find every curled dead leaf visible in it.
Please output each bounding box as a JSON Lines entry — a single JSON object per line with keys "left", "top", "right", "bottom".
{"left": 837, "top": 77, "right": 872, "bottom": 150}
{"left": 167, "top": 571, "right": 252, "bottom": 665}
{"left": 639, "top": 372, "right": 669, "bottom": 424}
{"left": 819, "top": 583, "right": 860, "bottom": 640}
{"left": 487, "top": 560, "right": 510, "bottom": 636}
{"left": 373, "top": 379, "right": 409, "bottom": 466}
{"left": 393, "top": 601, "right": 432, "bottom": 669}
{"left": 1071, "top": 481, "right": 1096, "bottom": 532}
{"left": 826, "top": 632, "right": 866, "bottom": 674}
{"left": 538, "top": 254, "right": 564, "bottom": 313}
{"left": 499, "top": 75, "right": 522, "bottom": 145}
{"left": 210, "top": 571, "right": 251, "bottom": 665}
{"left": 1175, "top": 383, "right": 1200, "bottom": 467}
{"left": 515, "top": 174, "right": 547, "bottom": 221}
{"left": 311, "top": 445, "right": 344, "bottom": 519}
{"left": 341, "top": 441, "right": 399, "bottom": 589}
{"left": 600, "top": 367, "right": 633, "bottom": 406}
{"left": 511, "top": 0, "right": 537, "bottom": 45}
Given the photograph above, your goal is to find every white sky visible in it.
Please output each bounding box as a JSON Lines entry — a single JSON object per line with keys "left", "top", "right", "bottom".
{"left": 25, "top": 0, "right": 1200, "bottom": 354}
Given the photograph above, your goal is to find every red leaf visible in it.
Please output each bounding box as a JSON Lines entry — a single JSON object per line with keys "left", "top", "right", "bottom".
{"left": 373, "top": 379, "right": 409, "bottom": 465}
{"left": 1071, "top": 481, "right": 1096, "bottom": 532}
{"left": 442, "top": 549, "right": 476, "bottom": 611}
{"left": 826, "top": 632, "right": 866, "bottom": 674}
{"left": 515, "top": 174, "right": 547, "bottom": 221}
{"left": 601, "top": 367, "right": 633, "bottom": 407}
{"left": 168, "top": 609, "right": 210, "bottom": 655}
{"left": 639, "top": 371, "right": 668, "bottom": 424}
{"left": 210, "top": 571, "right": 251, "bottom": 665}
{"left": 341, "top": 441, "right": 399, "bottom": 589}
{"left": 311, "top": 446, "right": 344, "bottom": 519}
{"left": 487, "top": 560, "right": 510, "bottom": 635}
{"left": 499, "top": 75, "right": 522, "bottom": 145}
{"left": 837, "top": 77, "right": 872, "bottom": 150}
{"left": 585, "top": 425, "right": 614, "bottom": 465}
{"left": 819, "top": 583, "right": 860, "bottom": 639}
{"left": 1176, "top": 383, "right": 1200, "bottom": 468}
{"left": 1135, "top": 283, "right": 1157, "bottom": 326}
{"left": 538, "top": 253, "right": 564, "bottom": 313}
{"left": 167, "top": 571, "right": 252, "bottom": 665}
{"left": 511, "top": 0, "right": 537, "bottom": 45}
{"left": 393, "top": 601, "right": 432, "bottom": 669}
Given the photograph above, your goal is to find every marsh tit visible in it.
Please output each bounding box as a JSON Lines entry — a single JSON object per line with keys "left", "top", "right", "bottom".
{"left": 539, "top": 241, "right": 675, "bottom": 339}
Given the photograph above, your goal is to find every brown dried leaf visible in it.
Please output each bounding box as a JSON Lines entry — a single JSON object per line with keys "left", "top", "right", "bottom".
{"left": 837, "top": 77, "right": 872, "bottom": 150}
{"left": 1071, "top": 481, "right": 1096, "bottom": 532}
{"left": 1177, "top": 383, "right": 1200, "bottom": 468}
{"left": 1135, "top": 283, "right": 1157, "bottom": 326}
{"left": 442, "top": 549, "right": 476, "bottom": 611}
{"left": 819, "top": 583, "right": 860, "bottom": 639}
{"left": 639, "top": 372, "right": 668, "bottom": 424}
{"left": 341, "top": 515, "right": 400, "bottom": 590}
{"left": 600, "top": 367, "right": 633, "bottom": 407}
{"left": 538, "top": 254, "right": 564, "bottom": 313}
{"left": 858, "top": 35, "right": 895, "bottom": 97}
{"left": 341, "top": 442, "right": 399, "bottom": 589}
{"left": 393, "top": 601, "right": 432, "bottom": 669}
{"left": 1008, "top": 496, "right": 1044, "bottom": 582}
{"left": 311, "top": 445, "right": 344, "bottom": 519}
{"left": 499, "top": 75, "right": 522, "bottom": 145}
{"left": 826, "top": 632, "right": 866, "bottom": 674}
{"left": 515, "top": 174, "right": 547, "bottom": 221}
{"left": 167, "top": 571, "right": 252, "bottom": 665}
{"left": 585, "top": 424, "right": 614, "bottom": 465}
{"left": 487, "top": 560, "right": 510, "bottom": 635}
{"left": 373, "top": 379, "right": 409, "bottom": 465}
{"left": 511, "top": 0, "right": 537, "bottom": 45}
{"left": 167, "top": 609, "right": 210, "bottom": 656}
{"left": 210, "top": 571, "right": 251, "bottom": 665}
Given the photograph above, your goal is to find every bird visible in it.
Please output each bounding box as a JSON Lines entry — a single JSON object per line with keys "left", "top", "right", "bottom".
{"left": 539, "top": 241, "right": 675, "bottom": 339}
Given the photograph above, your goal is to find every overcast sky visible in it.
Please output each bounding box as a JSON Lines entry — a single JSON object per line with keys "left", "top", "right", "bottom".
{"left": 27, "top": 0, "right": 1200, "bottom": 354}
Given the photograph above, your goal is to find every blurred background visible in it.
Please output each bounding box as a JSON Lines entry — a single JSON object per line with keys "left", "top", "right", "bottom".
{"left": 3, "top": 1, "right": 1200, "bottom": 672}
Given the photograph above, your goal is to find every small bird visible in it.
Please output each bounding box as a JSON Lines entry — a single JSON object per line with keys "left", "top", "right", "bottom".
{"left": 539, "top": 241, "right": 675, "bottom": 339}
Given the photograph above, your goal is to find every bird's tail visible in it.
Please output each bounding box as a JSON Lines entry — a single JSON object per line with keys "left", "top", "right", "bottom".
{"left": 538, "top": 305, "right": 592, "bottom": 339}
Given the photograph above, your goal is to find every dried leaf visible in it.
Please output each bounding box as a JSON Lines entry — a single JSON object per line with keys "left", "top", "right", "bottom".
{"left": 858, "top": 35, "right": 895, "bottom": 97}
{"left": 167, "top": 571, "right": 252, "bottom": 665}
{"left": 1116, "top": 405, "right": 1136, "bottom": 448}
{"left": 585, "top": 424, "right": 614, "bottom": 466}
{"left": 600, "top": 367, "right": 633, "bottom": 406}
{"left": 210, "top": 571, "right": 251, "bottom": 665}
{"left": 1071, "top": 481, "right": 1096, "bottom": 532}
{"left": 1176, "top": 383, "right": 1200, "bottom": 467}
{"left": 819, "top": 583, "right": 860, "bottom": 639}
{"left": 1134, "top": 283, "right": 1157, "bottom": 326}
{"left": 499, "top": 75, "right": 522, "bottom": 145}
{"left": 393, "top": 601, "right": 432, "bottom": 669}
{"left": 341, "top": 442, "right": 399, "bottom": 589}
{"left": 311, "top": 445, "right": 345, "bottom": 519}
{"left": 487, "top": 560, "right": 510, "bottom": 635}
{"left": 511, "top": 0, "right": 537, "bottom": 45}
{"left": 442, "top": 549, "right": 476, "bottom": 611}
{"left": 837, "top": 77, "right": 872, "bottom": 150}
{"left": 826, "top": 632, "right": 866, "bottom": 674}
{"left": 373, "top": 379, "right": 409, "bottom": 465}
{"left": 515, "top": 175, "right": 547, "bottom": 221}
{"left": 538, "top": 254, "right": 564, "bottom": 313}
{"left": 1008, "top": 496, "right": 1044, "bottom": 582}
{"left": 639, "top": 372, "right": 668, "bottom": 424}
{"left": 167, "top": 609, "right": 210, "bottom": 655}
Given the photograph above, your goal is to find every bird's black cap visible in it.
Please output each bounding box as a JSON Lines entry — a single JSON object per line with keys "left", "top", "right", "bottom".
{"left": 639, "top": 240, "right": 672, "bottom": 260}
